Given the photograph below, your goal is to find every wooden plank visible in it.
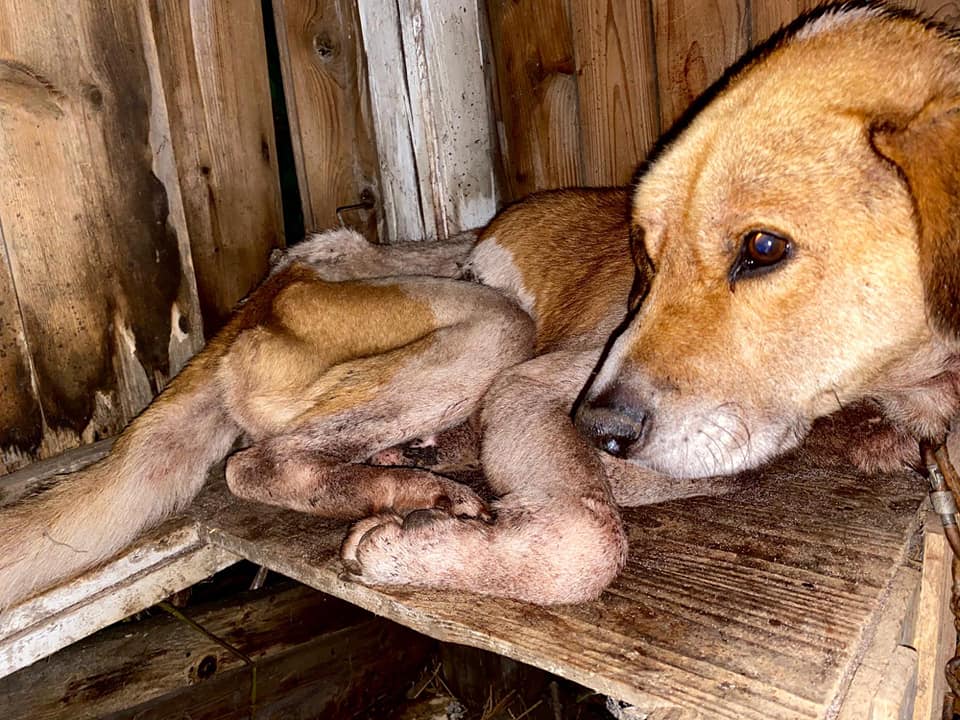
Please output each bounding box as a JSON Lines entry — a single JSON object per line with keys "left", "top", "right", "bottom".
{"left": 0, "top": 0, "right": 206, "bottom": 462}
{"left": 358, "top": 0, "right": 497, "bottom": 241}
{"left": 0, "top": 438, "right": 112, "bottom": 507}
{"left": 188, "top": 449, "right": 925, "bottom": 720}
{"left": 569, "top": 0, "right": 660, "bottom": 186}
{"left": 484, "top": 0, "right": 582, "bottom": 200}
{"left": 0, "top": 584, "right": 433, "bottom": 720}
{"left": 911, "top": 517, "right": 955, "bottom": 720}
{"left": 0, "top": 240, "right": 41, "bottom": 474}
{"left": 837, "top": 564, "right": 920, "bottom": 719}
{"left": 144, "top": 0, "right": 284, "bottom": 335}
{"left": 652, "top": 0, "right": 749, "bottom": 130}
{"left": 272, "top": 0, "right": 380, "bottom": 240}
{"left": 750, "top": 1, "right": 819, "bottom": 45}
{"left": 0, "top": 519, "right": 240, "bottom": 677}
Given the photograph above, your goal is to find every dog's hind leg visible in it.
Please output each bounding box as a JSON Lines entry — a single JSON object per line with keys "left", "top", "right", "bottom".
{"left": 221, "top": 274, "right": 533, "bottom": 520}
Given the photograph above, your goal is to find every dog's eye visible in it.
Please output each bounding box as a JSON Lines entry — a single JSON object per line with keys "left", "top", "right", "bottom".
{"left": 729, "top": 230, "right": 791, "bottom": 284}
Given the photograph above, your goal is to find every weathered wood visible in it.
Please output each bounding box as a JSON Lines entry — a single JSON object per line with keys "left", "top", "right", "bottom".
{"left": 185, "top": 448, "right": 925, "bottom": 720}
{"left": 0, "top": 519, "right": 239, "bottom": 678}
{"left": 484, "top": 0, "right": 582, "bottom": 200}
{"left": 0, "top": 247, "right": 41, "bottom": 474}
{"left": 272, "top": 0, "right": 380, "bottom": 240}
{"left": 0, "top": 0, "right": 207, "bottom": 464}
{"left": 652, "top": 0, "right": 749, "bottom": 130}
{"left": 358, "top": 0, "right": 498, "bottom": 241}
{"left": 570, "top": 0, "right": 660, "bottom": 185}
{"left": 911, "top": 516, "right": 954, "bottom": 720}
{"left": 0, "top": 583, "right": 433, "bottom": 720}
{"left": 750, "top": 0, "right": 819, "bottom": 45}
{"left": 0, "top": 438, "right": 113, "bottom": 507}
{"left": 836, "top": 563, "right": 920, "bottom": 719}
{"left": 144, "top": 0, "right": 284, "bottom": 335}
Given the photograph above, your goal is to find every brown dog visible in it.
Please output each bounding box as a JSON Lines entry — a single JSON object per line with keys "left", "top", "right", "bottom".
{"left": 2, "top": 2, "right": 958, "bottom": 608}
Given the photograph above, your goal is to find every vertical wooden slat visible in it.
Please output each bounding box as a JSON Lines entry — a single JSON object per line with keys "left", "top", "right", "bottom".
{"left": 750, "top": 0, "right": 820, "bottom": 45}
{"left": 652, "top": 0, "right": 749, "bottom": 131}
{"left": 485, "top": 0, "right": 582, "bottom": 201}
{"left": 570, "top": 0, "right": 660, "bottom": 186}
{"left": 272, "top": 0, "right": 380, "bottom": 240}
{"left": 359, "top": 0, "right": 498, "bottom": 240}
{"left": 0, "top": 0, "right": 205, "bottom": 462}
{"left": 145, "top": 0, "right": 284, "bottom": 335}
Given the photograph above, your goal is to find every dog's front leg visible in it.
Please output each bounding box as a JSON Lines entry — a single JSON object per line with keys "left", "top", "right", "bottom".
{"left": 341, "top": 350, "right": 741, "bottom": 603}
{"left": 340, "top": 350, "right": 624, "bottom": 604}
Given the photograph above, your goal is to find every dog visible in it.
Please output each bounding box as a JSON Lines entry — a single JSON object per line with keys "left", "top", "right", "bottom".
{"left": 2, "top": 1, "right": 958, "bottom": 608}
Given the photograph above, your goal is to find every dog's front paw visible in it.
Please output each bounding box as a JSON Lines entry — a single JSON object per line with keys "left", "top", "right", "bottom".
{"left": 339, "top": 509, "right": 486, "bottom": 587}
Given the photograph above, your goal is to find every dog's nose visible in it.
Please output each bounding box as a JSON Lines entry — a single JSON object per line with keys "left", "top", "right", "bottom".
{"left": 574, "top": 386, "right": 648, "bottom": 458}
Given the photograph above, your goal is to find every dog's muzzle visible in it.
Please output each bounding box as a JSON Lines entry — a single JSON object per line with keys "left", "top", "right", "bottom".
{"left": 574, "top": 384, "right": 648, "bottom": 459}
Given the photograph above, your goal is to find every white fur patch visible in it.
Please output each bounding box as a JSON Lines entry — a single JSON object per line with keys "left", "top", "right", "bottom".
{"left": 794, "top": 5, "right": 884, "bottom": 41}
{"left": 466, "top": 237, "right": 537, "bottom": 318}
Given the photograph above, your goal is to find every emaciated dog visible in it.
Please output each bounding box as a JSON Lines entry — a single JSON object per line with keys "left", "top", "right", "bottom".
{"left": 1, "top": 1, "right": 958, "bottom": 607}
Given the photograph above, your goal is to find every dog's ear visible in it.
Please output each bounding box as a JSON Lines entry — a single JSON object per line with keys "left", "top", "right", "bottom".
{"left": 871, "top": 98, "right": 960, "bottom": 342}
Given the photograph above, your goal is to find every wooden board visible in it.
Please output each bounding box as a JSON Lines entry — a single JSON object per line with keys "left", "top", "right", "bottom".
{"left": 569, "top": 0, "right": 660, "bottom": 186}
{"left": 652, "top": 0, "right": 749, "bottom": 130}
{"left": 0, "top": 584, "right": 433, "bottom": 720}
{"left": 0, "top": 519, "right": 239, "bottom": 676}
{"left": 184, "top": 452, "right": 926, "bottom": 720}
{"left": 272, "top": 0, "right": 380, "bottom": 241}
{"left": 484, "top": 0, "right": 582, "bottom": 200}
{"left": 144, "top": 0, "right": 284, "bottom": 335}
{"left": 0, "top": 0, "right": 207, "bottom": 466}
{"left": 750, "top": 1, "right": 821, "bottom": 45}
{"left": 358, "top": 0, "right": 498, "bottom": 241}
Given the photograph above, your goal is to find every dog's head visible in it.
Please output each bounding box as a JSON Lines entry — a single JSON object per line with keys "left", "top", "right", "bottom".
{"left": 576, "top": 4, "right": 960, "bottom": 478}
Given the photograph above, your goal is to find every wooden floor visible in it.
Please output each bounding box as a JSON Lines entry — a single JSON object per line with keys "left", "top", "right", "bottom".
{"left": 0, "top": 444, "right": 928, "bottom": 719}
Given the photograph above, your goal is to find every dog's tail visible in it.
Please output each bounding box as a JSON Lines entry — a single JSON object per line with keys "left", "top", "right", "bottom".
{"left": 0, "top": 345, "right": 239, "bottom": 610}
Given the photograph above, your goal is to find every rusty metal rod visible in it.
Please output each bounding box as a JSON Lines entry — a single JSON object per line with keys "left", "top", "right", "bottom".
{"left": 921, "top": 440, "right": 960, "bottom": 559}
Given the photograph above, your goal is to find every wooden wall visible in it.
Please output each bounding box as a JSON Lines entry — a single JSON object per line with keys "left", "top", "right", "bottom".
{"left": 486, "top": 0, "right": 960, "bottom": 201}
{"left": 2, "top": 0, "right": 959, "bottom": 473}
{"left": 0, "top": 1, "right": 284, "bottom": 472}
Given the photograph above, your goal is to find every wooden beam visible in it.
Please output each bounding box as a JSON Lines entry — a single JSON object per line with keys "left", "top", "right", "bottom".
{"left": 0, "top": 520, "right": 239, "bottom": 678}
{"left": 911, "top": 515, "right": 955, "bottom": 720}
{"left": 0, "top": 583, "right": 433, "bottom": 720}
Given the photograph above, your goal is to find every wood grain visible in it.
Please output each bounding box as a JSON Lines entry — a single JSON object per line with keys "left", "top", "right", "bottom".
{"left": 272, "top": 0, "right": 380, "bottom": 240}
{"left": 0, "top": 244, "right": 41, "bottom": 474}
{"left": 902, "top": 1, "right": 960, "bottom": 26}
{"left": 910, "top": 518, "right": 954, "bottom": 720}
{"left": 145, "top": 0, "right": 284, "bottom": 335}
{"left": 652, "top": 0, "right": 749, "bottom": 131}
{"left": 485, "top": 0, "right": 582, "bottom": 200}
{"left": 0, "top": 584, "right": 431, "bottom": 720}
{"left": 0, "top": 0, "right": 206, "bottom": 464}
{"left": 750, "top": 0, "right": 821, "bottom": 45}
{"left": 570, "top": 0, "right": 660, "bottom": 185}
{"left": 185, "top": 448, "right": 925, "bottom": 720}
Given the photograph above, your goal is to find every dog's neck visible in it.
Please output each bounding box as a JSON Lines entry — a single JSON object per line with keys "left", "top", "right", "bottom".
{"left": 874, "top": 341, "right": 960, "bottom": 442}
